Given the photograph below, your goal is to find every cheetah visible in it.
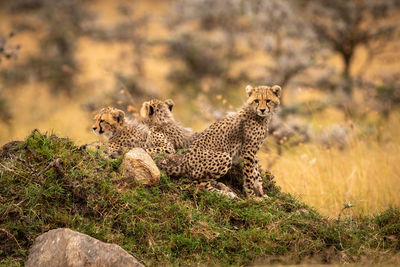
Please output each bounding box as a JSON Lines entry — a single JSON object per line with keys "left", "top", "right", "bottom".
{"left": 92, "top": 107, "right": 149, "bottom": 156}
{"left": 160, "top": 85, "right": 281, "bottom": 200}
{"left": 140, "top": 99, "right": 199, "bottom": 155}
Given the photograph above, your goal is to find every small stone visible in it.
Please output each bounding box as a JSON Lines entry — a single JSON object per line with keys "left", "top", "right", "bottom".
{"left": 25, "top": 228, "right": 144, "bottom": 267}
{"left": 121, "top": 148, "right": 160, "bottom": 186}
{"left": 298, "top": 208, "right": 310, "bottom": 215}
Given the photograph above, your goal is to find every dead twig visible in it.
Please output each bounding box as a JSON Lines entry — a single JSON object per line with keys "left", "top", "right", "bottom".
{"left": 33, "top": 158, "right": 64, "bottom": 181}
{"left": 74, "top": 140, "right": 103, "bottom": 151}
{"left": 0, "top": 228, "right": 22, "bottom": 249}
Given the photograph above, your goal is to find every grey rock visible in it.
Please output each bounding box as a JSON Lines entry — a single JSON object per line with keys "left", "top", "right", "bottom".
{"left": 25, "top": 228, "right": 144, "bottom": 267}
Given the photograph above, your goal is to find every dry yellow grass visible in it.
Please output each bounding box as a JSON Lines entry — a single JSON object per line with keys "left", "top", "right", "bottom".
{"left": 261, "top": 111, "right": 400, "bottom": 217}
{"left": 0, "top": 85, "right": 95, "bottom": 145}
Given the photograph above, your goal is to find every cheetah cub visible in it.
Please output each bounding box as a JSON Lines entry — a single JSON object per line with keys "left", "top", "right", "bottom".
{"left": 92, "top": 107, "right": 149, "bottom": 156}
{"left": 161, "top": 85, "right": 281, "bottom": 200}
{"left": 140, "top": 99, "right": 199, "bottom": 155}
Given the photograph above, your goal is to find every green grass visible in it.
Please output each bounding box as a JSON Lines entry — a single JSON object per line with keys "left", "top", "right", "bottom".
{"left": 0, "top": 130, "right": 399, "bottom": 266}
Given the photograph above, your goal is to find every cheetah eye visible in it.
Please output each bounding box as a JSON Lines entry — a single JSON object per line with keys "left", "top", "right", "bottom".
{"left": 99, "top": 119, "right": 104, "bottom": 123}
{"left": 254, "top": 99, "right": 259, "bottom": 104}
{"left": 266, "top": 99, "right": 271, "bottom": 103}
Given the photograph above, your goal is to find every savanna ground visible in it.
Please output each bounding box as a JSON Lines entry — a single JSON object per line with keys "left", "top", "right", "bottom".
{"left": 0, "top": 0, "right": 400, "bottom": 265}
{"left": 1, "top": 130, "right": 399, "bottom": 266}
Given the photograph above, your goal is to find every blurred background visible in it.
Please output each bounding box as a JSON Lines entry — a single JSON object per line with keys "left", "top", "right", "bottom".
{"left": 0, "top": 0, "right": 399, "bottom": 217}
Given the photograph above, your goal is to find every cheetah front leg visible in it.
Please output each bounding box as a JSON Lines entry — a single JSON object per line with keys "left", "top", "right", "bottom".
{"left": 105, "top": 143, "right": 125, "bottom": 157}
{"left": 252, "top": 158, "right": 265, "bottom": 197}
{"left": 241, "top": 145, "right": 265, "bottom": 199}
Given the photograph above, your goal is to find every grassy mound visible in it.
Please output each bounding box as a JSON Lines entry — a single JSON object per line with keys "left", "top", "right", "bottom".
{"left": 1, "top": 130, "right": 399, "bottom": 266}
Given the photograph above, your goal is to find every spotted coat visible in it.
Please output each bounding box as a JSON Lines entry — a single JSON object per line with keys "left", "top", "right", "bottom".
{"left": 140, "top": 99, "right": 199, "bottom": 155}
{"left": 160, "top": 85, "right": 281, "bottom": 199}
{"left": 92, "top": 107, "right": 148, "bottom": 156}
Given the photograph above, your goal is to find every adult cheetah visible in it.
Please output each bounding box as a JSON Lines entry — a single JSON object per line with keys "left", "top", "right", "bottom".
{"left": 160, "top": 85, "right": 281, "bottom": 200}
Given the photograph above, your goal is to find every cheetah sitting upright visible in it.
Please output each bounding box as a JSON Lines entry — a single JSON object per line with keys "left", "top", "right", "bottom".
{"left": 161, "top": 85, "right": 281, "bottom": 200}
{"left": 140, "top": 99, "right": 199, "bottom": 155}
{"left": 92, "top": 107, "right": 149, "bottom": 156}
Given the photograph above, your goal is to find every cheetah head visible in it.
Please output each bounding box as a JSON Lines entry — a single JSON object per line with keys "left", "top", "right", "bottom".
{"left": 92, "top": 107, "right": 125, "bottom": 140}
{"left": 246, "top": 85, "right": 281, "bottom": 117}
{"left": 140, "top": 99, "right": 175, "bottom": 124}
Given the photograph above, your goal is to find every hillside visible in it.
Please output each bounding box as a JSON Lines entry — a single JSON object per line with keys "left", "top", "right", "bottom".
{"left": 1, "top": 130, "right": 399, "bottom": 266}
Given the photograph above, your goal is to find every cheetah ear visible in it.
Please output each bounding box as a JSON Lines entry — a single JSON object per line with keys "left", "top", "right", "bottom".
{"left": 165, "top": 99, "right": 174, "bottom": 111}
{"left": 140, "top": 101, "right": 154, "bottom": 117}
{"left": 113, "top": 110, "right": 125, "bottom": 125}
{"left": 149, "top": 105, "right": 154, "bottom": 116}
{"left": 245, "top": 85, "right": 254, "bottom": 97}
{"left": 271, "top": 85, "right": 282, "bottom": 98}
{"left": 140, "top": 102, "right": 150, "bottom": 118}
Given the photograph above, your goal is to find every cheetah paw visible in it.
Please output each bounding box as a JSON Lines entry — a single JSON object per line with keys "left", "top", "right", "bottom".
{"left": 253, "top": 195, "right": 269, "bottom": 202}
{"left": 226, "top": 192, "right": 238, "bottom": 200}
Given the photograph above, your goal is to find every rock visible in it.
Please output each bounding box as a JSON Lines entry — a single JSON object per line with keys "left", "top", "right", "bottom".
{"left": 25, "top": 228, "right": 144, "bottom": 267}
{"left": 120, "top": 148, "right": 160, "bottom": 186}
